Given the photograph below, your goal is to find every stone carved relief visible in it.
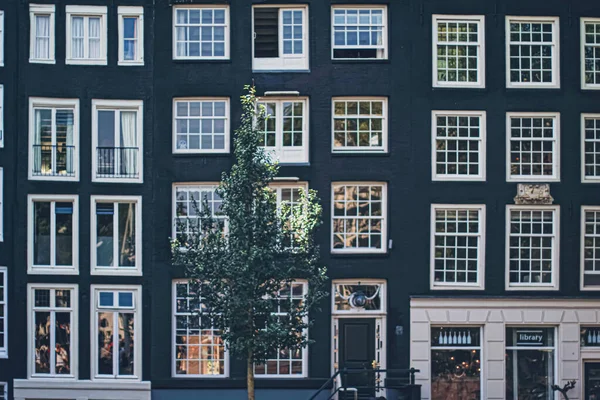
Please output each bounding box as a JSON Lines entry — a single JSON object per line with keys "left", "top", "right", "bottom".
{"left": 514, "top": 184, "right": 554, "bottom": 205}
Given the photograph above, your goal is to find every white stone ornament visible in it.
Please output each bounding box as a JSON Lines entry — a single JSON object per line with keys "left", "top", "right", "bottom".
{"left": 514, "top": 184, "right": 554, "bottom": 205}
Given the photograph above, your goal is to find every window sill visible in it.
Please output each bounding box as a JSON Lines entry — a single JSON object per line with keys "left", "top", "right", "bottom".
{"left": 432, "top": 176, "right": 486, "bottom": 182}
{"left": 0, "top": 351, "right": 7, "bottom": 359}
{"left": 582, "top": 178, "right": 600, "bottom": 184}
{"left": 172, "top": 58, "right": 230, "bottom": 63}
{"left": 582, "top": 85, "right": 600, "bottom": 91}
{"left": 506, "top": 177, "right": 560, "bottom": 183}
{"left": 29, "top": 59, "right": 56, "bottom": 65}
{"left": 118, "top": 61, "right": 145, "bottom": 66}
{"left": 432, "top": 85, "right": 486, "bottom": 91}
{"left": 66, "top": 59, "right": 108, "bottom": 66}
{"left": 29, "top": 175, "right": 80, "bottom": 182}
{"left": 431, "top": 285, "right": 484, "bottom": 291}
{"left": 505, "top": 285, "right": 559, "bottom": 291}
{"left": 91, "top": 268, "right": 142, "bottom": 276}
{"left": 173, "top": 151, "right": 231, "bottom": 156}
{"left": 253, "top": 69, "right": 311, "bottom": 73}
{"left": 332, "top": 151, "right": 388, "bottom": 156}
{"left": 330, "top": 251, "right": 389, "bottom": 259}
{"left": 278, "top": 162, "right": 310, "bottom": 166}
{"left": 28, "top": 267, "right": 79, "bottom": 275}
{"left": 92, "top": 177, "right": 144, "bottom": 184}
{"left": 331, "top": 59, "right": 389, "bottom": 64}
{"left": 506, "top": 84, "right": 561, "bottom": 90}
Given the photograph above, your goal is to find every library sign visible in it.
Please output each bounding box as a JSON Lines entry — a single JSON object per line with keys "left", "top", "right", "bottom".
{"left": 516, "top": 330, "right": 545, "bottom": 346}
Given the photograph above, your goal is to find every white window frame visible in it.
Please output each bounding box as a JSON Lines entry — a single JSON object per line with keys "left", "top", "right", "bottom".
{"left": 432, "top": 15, "right": 485, "bottom": 89}
{"left": 172, "top": 183, "right": 226, "bottom": 241}
{"left": 270, "top": 181, "right": 308, "bottom": 206}
{"left": 506, "top": 112, "right": 560, "bottom": 182}
{"left": 252, "top": 5, "right": 309, "bottom": 71}
{"left": 91, "top": 196, "right": 142, "bottom": 276}
{"left": 506, "top": 16, "right": 560, "bottom": 89}
{"left": 257, "top": 97, "right": 309, "bottom": 164}
{"left": 0, "top": 168, "right": 2, "bottom": 242}
{"left": 171, "top": 279, "right": 229, "bottom": 378}
{"left": 331, "top": 182, "right": 388, "bottom": 254}
{"left": 91, "top": 99, "right": 143, "bottom": 183}
{"left": 581, "top": 18, "right": 600, "bottom": 90}
{"left": 29, "top": 4, "right": 56, "bottom": 64}
{"left": 582, "top": 113, "right": 600, "bottom": 183}
{"left": 118, "top": 6, "right": 144, "bottom": 66}
{"left": 0, "top": 382, "right": 6, "bottom": 400}
{"left": 0, "top": 267, "right": 6, "bottom": 358}
{"left": 0, "top": 84, "right": 4, "bottom": 148}
{"left": 27, "top": 194, "right": 79, "bottom": 275}
{"left": 255, "top": 280, "right": 309, "bottom": 378}
{"left": 430, "top": 204, "right": 486, "bottom": 290}
{"left": 431, "top": 110, "right": 486, "bottom": 181}
{"left": 90, "top": 285, "right": 142, "bottom": 381}
{"left": 505, "top": 205, "right": 560, "bottom": 291}
{"left": 172, "top": 5, "right": 230, "bottom": 60}
{"left": 581, "top": 206, "right": 600, "bottom": 291}
{"left": 331, "top": 6, "right": 388, "bottom": 60}
{"left": 172, "top": 97, "right": 230, "bottom": 154}
{"left": 331, "top": 97, "right": 388, "bottom": 153}
{"left": 0, "top": 11, "right": 4, "bottom": 67}
{"left": 28, "top": 97, "right": 80, "bottom": 182}
{"left": 27, "top": 284, "right": 79, "bottom": 379}
{"left": 65, "top": 5, "right": 107, "bottom": 66}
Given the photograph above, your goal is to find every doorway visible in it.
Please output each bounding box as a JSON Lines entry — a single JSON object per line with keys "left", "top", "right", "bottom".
{"left": 585, "top": 362, "right": 600, "bottom": 400}
{"left": 339, "top": 318, "right": 376, "bottom": 399}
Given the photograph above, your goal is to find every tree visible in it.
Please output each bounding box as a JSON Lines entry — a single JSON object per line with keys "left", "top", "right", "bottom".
{"left": 171, "top": 86, "right": 328, "bottom": 400}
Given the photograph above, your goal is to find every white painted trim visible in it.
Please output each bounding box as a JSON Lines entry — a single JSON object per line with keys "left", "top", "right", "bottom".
{"left": 581, "top": 206, "right": 600, "bottom": 291}
{"left": 91, "top": 99, "right": 144, "bottom": 183}
{"left": 172, "top": 5, "right": 230, "bottom": 60}
{"left": 432, "top": 15, "right": 486, "bottom": 89}
{"left": 27, "top": 194, "right": 79, "bottom": 275}
{"left": 118, "top": 7, "right": 144, "bottom": 66}
{"left": 252, "top": 5, "right": 309, "bottom": 71}
{"left": 257, "top": 97, "right": 309, "bottom": 163}
{"left": 29, "top": 4, "right": 56, "bottom": 64}
{"left": 430, "top": 204, "right": 486, "bottom": 290}
{"left": 0, "top": 267, "right": 6, "bottom": 358}
{"left": 0, "top": 84, "right": 3, "bottom": 148}
{"left": 505, "top": 16, "right": 560, "bottom": 89}
{"left": 581, "top": 18, "right": 600, "bottom": 90}
{"left": 331, "top": 5, "right": 388, "bottom": 60}
{"left": 330, "top": 182, "right": 388, "bottom": 254}
{"left": 331, "top": 97, "right": 388, "bottom": 153}
{"left": 505, "top": 112, "right": 561, "bottom": 182}
{"left": 90, "top": 285, "right": 142, "bottom": 381}
{"left": 13, "top": 379, "right": 150, "bottom": 400}
{"left": 0, "top": 381, "right": 6, "bottom": 400}
{"left": 27, "top": 284, "right": 79, "bottom": 379}
{"left": 0, "top": 11, "right": 4, "bottom": 67}
{"left": 65, "top": 6, "right": 108, "bottom": 66}
{"left": 0, "top": 168, "right": 3, "bottom": 241}
{"left": 431, "top": 110, "right": 486, "bottom": 181}
{"left": 582, "top": 113, "right": 600, "bottom": 183}
{"left": 90, "top": 196, "right": 142, "bottom": 276}
{"left": 505, "top": 205, "right": 560, "bottom": 290}
{"left": 172, "top": 97, "right": 230, "bottom": 154}
{"left": 28, "top": 97, "right": 80, "bottom": 182}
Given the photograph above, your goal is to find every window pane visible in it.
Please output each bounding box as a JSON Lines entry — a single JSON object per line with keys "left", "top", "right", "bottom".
{"left": 34, "top": 311, "right": 51, "bottom": 374}
{"left": 118, "top": 203, "right": 136, "bottom": 267}
{"left": 55, "top": 202, "right": 73, "bottom": 266}
{"left": 34, "top": 202, "right": 51, "bottom": 265}
{"left": 118, "top": 313, "right": 135, "bottom": 375}
{"left": 506, "top": 350, "right": 554, "bottom": 400}
{"left": 431, "top": 350, "right": 480, "bottom": 400}
{"left": 55, "top": 312, "right": 71, "bottom": 374}
{"left": 98, "top": 312, "right": 114, "bottom": 375}
{"left": 96, "top": 203, "right": 114, "bottom": 267}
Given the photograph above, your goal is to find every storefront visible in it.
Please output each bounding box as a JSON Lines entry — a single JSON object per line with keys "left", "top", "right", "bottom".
{"left": 411, "top": 298, "right": 600, "bottom": 400}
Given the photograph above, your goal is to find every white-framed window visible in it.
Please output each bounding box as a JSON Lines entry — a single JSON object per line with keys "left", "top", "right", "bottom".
{"left": 506, "top": 327, "right": 556, "bottom": 399}
{"left": 582, "top": 114, "right": 600, "bottom": 182}
{"left": 65, "top": 5, "right": 107, "bottom": 65}
{"left": 118, "top": 6, "right": 144, "bottom": 66}
{"left": 173, "top": 5, "right": 229, "bottom": 60}
{"left": 28, "top": 97, "right": 80, "bottom": 181}
{"left": 506, "top": 205, "right": 559, "bottom": 290}
{"left": 172, "top": 183, "right": 226, "bottom": 242}
{"left": 255, "top": 281, "right": 308, "bottom": 378}
{"left": 332, "top": 182, "right": 387, "bottom": 254}
{"left": 173, "top": 98, "right": 229, "bottom": 154}
{"left": 0, "top": 168, "right": 3, "bottom": 241}
{"left": 582, "top": 206, "right": 600, "bottom": 290}
{"left": 28, "top": 195, "right": 79, "bottom": 275}
{"left": 0, "top": 11, "right": 4, "bottom": 66}
{"left": 430, "top": 205, "right": 485, "bottom": 290}
{"left": 271, "top": 182, "right": 307, "bottom": 208}
{"left": 331, "top": 6, "right": 387, "bottom": 60}
{"left": 252, "top": 5, "right": 309, "bottom": 71}
{"left": 332, "top": 97, "right": 387, "bottom": 153}
{"left": 92, "top": 99, "right": 143, "bottom": 183}
{"left": 582, "top": 18, "right": 600, "bottom": 89}
{"left": 430, "top": 327, "right": 482, "bottom": 400}
{"left": 0, "top": 382, "right": 6, "bottom": 400}
{"left": 506, "top": 16, "right": 560, "bottom": 89}
{"left": 506, "top": 112, "right": 560, "bottom": 182}
{"left": 432, "top": 111, "right": 486, "bottom": 181}
{"left": 257, "top": 97, "right": 309, "bottom": 164}
{"left": 29, "top": 4, "right": 55, "bottom": 63}
{"left": 0, "top": 267, "right": 6, "bottom": 358}
{"left": 28, "top": 284, "right": 78, "bottom": 378}
{"left": 172, "top": 280, "right": 228, "bottom": 377}
{"left": 432, "top": 15, "right": 485, "bottom": 88}
{"left": 91, "top": 196, "right": 142, "bottom": 276}
{"left": 91, "top": 286, "right": 141, "bottom": 380}
{"left": 0, "top": 84, "right": 3, "bottom": 148}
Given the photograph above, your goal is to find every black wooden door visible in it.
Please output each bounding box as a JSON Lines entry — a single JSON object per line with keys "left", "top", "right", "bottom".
{"left": 339, "top": 318, "right": 376, "bottom": 399}
{"left": 586, "top": 362, "right": 600, "bottom": 399}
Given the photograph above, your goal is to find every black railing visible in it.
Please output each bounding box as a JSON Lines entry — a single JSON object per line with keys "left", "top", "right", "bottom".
{"left": 32, "top": 144, "right": 76, "bottom": 177}
{"left": 309, "top": 368, "right": 421, "bottom": 400}
{"left": 96, "top": 147, "right": 139, "bottom": 179}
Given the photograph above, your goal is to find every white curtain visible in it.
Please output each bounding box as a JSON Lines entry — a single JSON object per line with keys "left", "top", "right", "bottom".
{"left": 120, "top": 112, "right": 137, "bottom": 176}
{"left": 89, "top": 17, "right": 101, "bottom": 58}
{"left": 71, "top": 17, "right": 84, "bottom": 58}
{"left": 34, "top": 110, "right": 42, "bottom": 172}
{"left": 35, "top": 15, "right": 50, "bottom": 59}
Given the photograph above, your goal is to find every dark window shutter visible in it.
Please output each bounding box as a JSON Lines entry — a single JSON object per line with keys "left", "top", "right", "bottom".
{"left": 254, "top": 8, "right": 279, "bottom": 58}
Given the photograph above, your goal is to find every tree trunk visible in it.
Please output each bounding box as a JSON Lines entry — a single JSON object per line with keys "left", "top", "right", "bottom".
{"left": 247, "top": 349, "right": 255, "bottom": 400}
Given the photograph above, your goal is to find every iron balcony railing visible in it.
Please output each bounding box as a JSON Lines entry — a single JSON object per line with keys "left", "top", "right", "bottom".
{"left": 32, "top": 144, "right": 76, "bottom": 177}
{"left": 96, "top": 147, "right": 139, "bottom": 179}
